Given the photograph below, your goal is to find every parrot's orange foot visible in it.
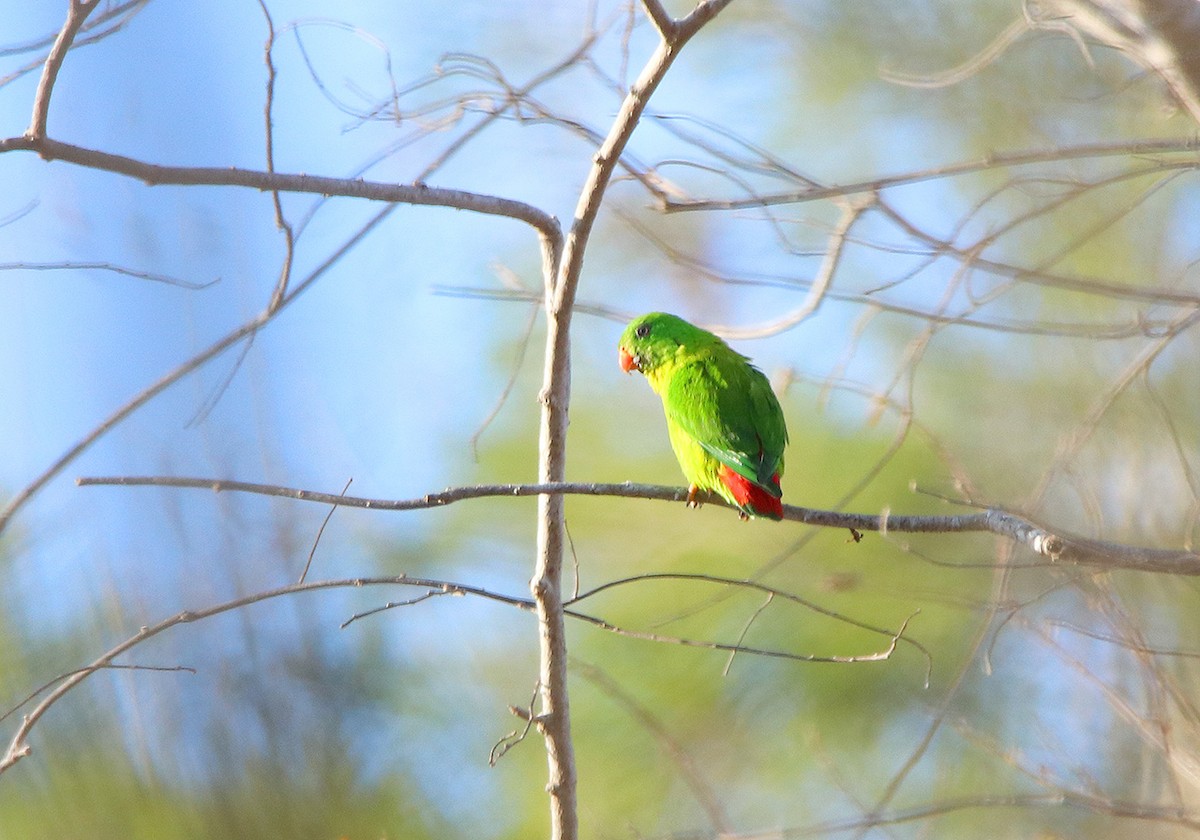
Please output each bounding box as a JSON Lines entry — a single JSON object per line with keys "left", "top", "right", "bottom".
{"left": 686, "top": 484, "right": 702, "bottom": 509}
{"left": 738, "top": 512, "right": 750, "bottom": 522}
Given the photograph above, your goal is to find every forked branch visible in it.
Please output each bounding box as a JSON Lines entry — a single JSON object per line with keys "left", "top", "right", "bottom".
{"left": 530, "top": 3, "right": 733, "bottom": 837}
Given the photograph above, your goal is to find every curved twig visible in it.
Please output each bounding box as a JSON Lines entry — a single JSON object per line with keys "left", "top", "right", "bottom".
{"left": 661, "top": 137, "right": 1200, "bottom": 215}
{"left": 0, "top": 568, "right": 907, "bottom": 777}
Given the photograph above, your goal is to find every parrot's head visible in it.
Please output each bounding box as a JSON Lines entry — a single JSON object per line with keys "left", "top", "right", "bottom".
{"left": 618, "top": 312, "right": 708, "bottom": 377}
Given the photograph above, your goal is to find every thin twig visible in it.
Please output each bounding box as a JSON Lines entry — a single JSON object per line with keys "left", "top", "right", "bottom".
{"left": 0, "top": 260, "right": 214, "bottom": 289}
{"left": 340, "top": 589, "right": 450, "bottom": 628}
{"left": 256, "top": 0, "right": 295, "bottom": 313}
{"left": 0, "top": 204, "right": 398, "bottom": 536}
{"left": 0, "top": 663, "right": 194, "bottom": 726}
{"left": 1050, "top": 620, "right": 1200, "bottom": 659}
{"left": 299, "top": 477, "right": 353, "bottom": 583}
{"left": 469, "top": 298, "right": 539, "bottom": 460}
{"left": 662, "top": 137, "right": 1200, "bottom": 213}
{"left": 489, "top": 681, "right": 542, "bottom": 766}
{"left": 564, "top": 605, "right": 916, "bottom": 666}
{"left": 723, "top": 591, "right": 774, "bottom": 677}
{"left": 706, "top": 196, "right": 870, "bottom": 339}
{"left": 574, "top": 658, "right": 733, "bottom": 833}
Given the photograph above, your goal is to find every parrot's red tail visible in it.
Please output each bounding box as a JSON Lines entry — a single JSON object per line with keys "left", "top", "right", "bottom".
{"left": 718, "top": 465, "right": 783, "bottom": 520}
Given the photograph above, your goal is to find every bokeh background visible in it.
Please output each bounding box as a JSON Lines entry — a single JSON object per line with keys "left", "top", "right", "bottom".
{"left": 2, "top": 1, "right": 1199, "bottom": 837}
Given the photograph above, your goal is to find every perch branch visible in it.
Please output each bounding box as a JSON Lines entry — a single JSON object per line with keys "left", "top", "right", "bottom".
{"left": 76, "top": 475, "right": 1200, "bottom": 575}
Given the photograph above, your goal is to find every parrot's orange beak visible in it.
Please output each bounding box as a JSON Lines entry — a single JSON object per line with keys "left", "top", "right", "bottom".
{"left": 618, "top": 347, "right": 637, "bottom": 373}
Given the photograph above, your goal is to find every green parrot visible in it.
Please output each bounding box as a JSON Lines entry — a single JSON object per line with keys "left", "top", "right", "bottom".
{"left": 618, "top": 312, "right": 789, "bottom": 520}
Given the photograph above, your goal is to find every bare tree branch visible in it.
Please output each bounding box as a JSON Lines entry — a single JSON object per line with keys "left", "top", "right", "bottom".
{"left": 527, "top": 4, "right": 732, "bottom": 836}
{"left": 1136, "top": 0, "right": 1200, "bottom": 122}
{"left": 707, "top": 197, "right": 870, "bottom": 339}
{"left": 639, "top": 0, "right": 676, "bottom": 41}
{"left": 880, "top": 16, "right": 1032, "bottom": 88}
{"left": 0, "top": 0, "right": 144, "bottom": 62}
{"left": 26, "top": 0, "right": 101, "bottom": 141}
{"left": 0, "top": 663, "right": 194, "bottom": 727}
{"left": 256, "top": 0, "right": 295, "bottom": 313}
{"left": 0, "top": 568, "right": 905, "bottom": 777}
{"left": 0, "top": 260, "right": 214, "bottom": 289}
{"left": 660, "top": 137, "right": 1200, "bottom": 213}
{"left": 10, "top": 1, "right": 1200, "bottom": 834}
{"left": 0, "top": 110, "right": 565, "bottom": 538}
{"left": 0, "top": 136, "right": 561, "bottom": 242}
{"left": 76, "top": 475, "right": 1200, "bottom": 574}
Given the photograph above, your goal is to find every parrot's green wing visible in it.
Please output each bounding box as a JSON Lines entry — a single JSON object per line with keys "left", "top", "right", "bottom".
{"left": 663, "top": 350, "right": 788, "bottom": 493}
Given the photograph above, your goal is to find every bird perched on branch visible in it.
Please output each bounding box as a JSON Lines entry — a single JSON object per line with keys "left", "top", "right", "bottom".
{"left": 618, "top": 312, "right": 788, "bottom": 521}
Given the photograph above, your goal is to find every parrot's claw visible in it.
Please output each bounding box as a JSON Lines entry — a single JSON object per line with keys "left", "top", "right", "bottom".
{"left": 685, "top": 484, "right": 701, "bottom": 509}
{"left": 738, "top": 512, "right": 750, "bottom": 522}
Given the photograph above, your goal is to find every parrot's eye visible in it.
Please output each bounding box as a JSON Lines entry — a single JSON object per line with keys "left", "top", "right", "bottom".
{"left": 635, "top": 323, "right": 651, "bottom": 338}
